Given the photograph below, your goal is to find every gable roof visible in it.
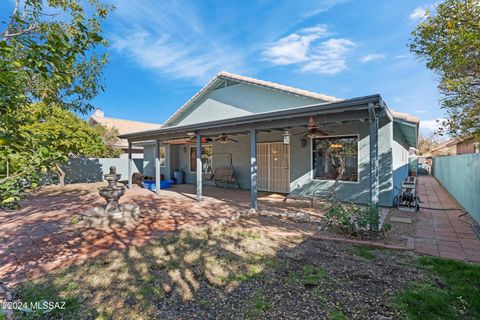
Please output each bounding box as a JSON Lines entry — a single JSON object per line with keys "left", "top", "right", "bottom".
{"left": 163, "top": 71, "right": 341, "bottom": 126}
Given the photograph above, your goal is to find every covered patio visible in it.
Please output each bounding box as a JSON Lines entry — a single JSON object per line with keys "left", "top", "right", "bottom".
{"left": 121, "top": 95, "right": 390, "bottom": 209}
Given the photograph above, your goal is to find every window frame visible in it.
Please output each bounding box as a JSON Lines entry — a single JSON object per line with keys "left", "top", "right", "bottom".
{"left": 310, "top": 134, "right": 360, "bottom": 184}
{"left": 189, "top": 144, "right": 213, "bottom": 173}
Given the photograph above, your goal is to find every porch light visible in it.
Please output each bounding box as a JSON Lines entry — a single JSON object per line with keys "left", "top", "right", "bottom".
{"left": 283, "top": 129, "right": 291, "bottom": 144}
{"left": 330, "top": 143, "right": 343, "bottom": 148}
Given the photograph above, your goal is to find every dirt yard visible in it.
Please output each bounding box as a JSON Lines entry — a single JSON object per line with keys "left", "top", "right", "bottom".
{"left": 6, "top": 218, "right": 428, "bottom": 320}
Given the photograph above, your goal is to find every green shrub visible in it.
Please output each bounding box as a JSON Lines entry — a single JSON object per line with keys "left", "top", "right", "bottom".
{"left": 322, "top": 201, "right": 384, "bottom": 238}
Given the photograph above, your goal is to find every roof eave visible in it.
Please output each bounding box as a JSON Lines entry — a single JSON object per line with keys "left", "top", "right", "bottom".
{"left": 119, "top": 94, "right": 384, "bottom": 140}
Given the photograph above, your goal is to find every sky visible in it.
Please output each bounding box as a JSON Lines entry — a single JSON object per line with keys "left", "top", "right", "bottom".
{"left": 2, "top": 0, "right": 444, "bottom": 134}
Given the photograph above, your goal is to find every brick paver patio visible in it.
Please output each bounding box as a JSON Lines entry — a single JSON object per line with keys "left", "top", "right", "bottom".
{"left": 2, "top": 176, "right": 479, "bottom": 287}
{"left": 0, "top": 183, "right": 313, "bottom": 286}
{"left": 414, "top": 175, "right": 480, "bottom": 263}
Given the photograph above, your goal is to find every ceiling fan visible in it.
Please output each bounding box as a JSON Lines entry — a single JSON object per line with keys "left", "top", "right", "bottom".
{"left": 214, "top": 133, "right": 238, "bottom": 144}
{"left": 293, "top": 116, "right": 331, "bottom": 138}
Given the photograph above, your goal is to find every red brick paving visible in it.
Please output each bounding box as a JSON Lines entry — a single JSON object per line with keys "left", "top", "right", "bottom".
{"left": 2, "top": 177, "right": 479, "bottom": 287}
{"left": 414, "top": 176, "right": 480, "bottom": 263}
{"left": 0, "top": 183, "right": 299, "bottom": 286}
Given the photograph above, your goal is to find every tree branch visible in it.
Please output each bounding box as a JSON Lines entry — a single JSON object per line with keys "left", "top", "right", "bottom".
{"left": 1, "top": 0, "right": 20, "bottom": 38}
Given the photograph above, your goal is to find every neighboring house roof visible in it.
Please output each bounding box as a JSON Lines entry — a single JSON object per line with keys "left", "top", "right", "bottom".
{"left": 163, "top": 71, "right": 341, "bottom": 126}
{"left": 88, "top": 109, "right": 162, "bottom": 149}
{"left": 430, "top": 139, "right": 456, "bottom": 153}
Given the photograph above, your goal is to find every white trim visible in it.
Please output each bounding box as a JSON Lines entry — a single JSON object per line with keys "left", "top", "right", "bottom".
{"left": 310, "top": 133, "right": 361, "bottom": 184}
{"left": 189, "top": 144, "right": 213, "bottom": 173}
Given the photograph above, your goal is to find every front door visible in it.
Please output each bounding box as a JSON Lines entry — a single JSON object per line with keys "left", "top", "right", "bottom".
{"left": 257, "top": 142, "right": 290, "bottom": 193}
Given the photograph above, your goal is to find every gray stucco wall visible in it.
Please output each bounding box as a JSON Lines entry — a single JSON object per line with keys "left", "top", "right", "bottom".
{"left": 143, "top": 143, "right": 173, "bottom": 179}
{"left": 170, "top": 83, "right": 324, "bottom": 126}
{"left": 289, "top": 119, "right": 393, "bottom": 206}
{"left": 61, "top": 157, "right": 142, "bottom": 184}
{"left": 391, "top": 123, "right": 410, "bottom": 200}
{"left": 143, "top": 144, "right": 155, "bottom": 177}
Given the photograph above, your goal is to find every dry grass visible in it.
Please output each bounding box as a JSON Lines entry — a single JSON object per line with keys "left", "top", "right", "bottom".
{"left": 14, "top": 225, "right": 302, "bottom": 319}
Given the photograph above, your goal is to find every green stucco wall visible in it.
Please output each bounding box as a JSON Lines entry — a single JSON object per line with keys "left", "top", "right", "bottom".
{"left": 434, "top": 154, "right": 480, "bottom": 223}
{"left": 170, "top": 82, "right": 324, "bottom": 126}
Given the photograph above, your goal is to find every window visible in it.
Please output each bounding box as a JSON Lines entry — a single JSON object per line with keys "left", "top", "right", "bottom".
{"left": 158, "top": 146, "right": 166, "bottom": 167}
{"left": 190, "top": 145, "right": 213, "bottom": 173}
{"left": 312, "top": 135, "right": 358, "bottom": 182}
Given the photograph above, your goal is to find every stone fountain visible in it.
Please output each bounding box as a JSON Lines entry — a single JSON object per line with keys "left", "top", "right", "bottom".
{"left": 82, "top": 166, "right": 140, "bottom": 227}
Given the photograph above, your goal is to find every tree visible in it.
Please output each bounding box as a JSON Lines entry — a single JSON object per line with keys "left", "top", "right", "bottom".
{"left": 417, "top": 133, "right": 442, "bottom": 156}
{"left": 0, "top": 0, "right": 111, "bottom": 208}
{"left": 92, "top": 125, "right": 123, "bottom": 158}
{"left": 410, "top": 0, "right": 480, "bottom": 140}
{"left": 21, "top": 103, "right": 108, "bottom": 185}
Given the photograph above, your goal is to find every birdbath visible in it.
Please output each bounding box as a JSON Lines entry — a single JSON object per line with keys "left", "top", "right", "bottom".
{"left": 81, "top": 166, "right": 140, "bottom": 227}
{"left": 99, "top": 166, "right": 125, "bottom": 213}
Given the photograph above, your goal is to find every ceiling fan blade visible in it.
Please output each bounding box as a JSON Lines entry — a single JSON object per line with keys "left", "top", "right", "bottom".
{"left": 228, "top": 138, "right": 239, "bottom": 142}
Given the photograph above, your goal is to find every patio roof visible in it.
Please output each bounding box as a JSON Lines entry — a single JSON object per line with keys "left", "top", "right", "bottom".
{"left": 391, "top": 111, "right": 420, "bottom": 148}
{"left": 120, "top": 94, "right": 386, "bottom": 142}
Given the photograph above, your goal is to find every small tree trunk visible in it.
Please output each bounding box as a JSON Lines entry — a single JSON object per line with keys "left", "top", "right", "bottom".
{"left": 55, "top": 163, "right": 65, "bottom": 187}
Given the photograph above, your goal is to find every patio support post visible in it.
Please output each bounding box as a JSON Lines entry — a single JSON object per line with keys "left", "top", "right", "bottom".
{"left": 368, "top": 102, "right": 379, "bottom": 206}
{"left": 155, "top": 139, "right": 161, "bottom": 195}
{"left": 128, "top": 141, "right": 132, "bottom": 188}
{"left": 250, "top": 129, "right": 258, "bottom": 210}
{"left": 196, "top": 133, "right": 202, "bottom": 202}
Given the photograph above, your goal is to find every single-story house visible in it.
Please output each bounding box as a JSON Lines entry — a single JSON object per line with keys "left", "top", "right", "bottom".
{"left": 88, "top": 108, "right": 163, "bottom": 159}
{"left": 119, "top": 72, "right": 419, "bottom": 209}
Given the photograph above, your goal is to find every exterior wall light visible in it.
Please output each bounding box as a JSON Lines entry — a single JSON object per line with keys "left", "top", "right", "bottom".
{"left": 283, "top": 130, "right": 291, "bottom": 144}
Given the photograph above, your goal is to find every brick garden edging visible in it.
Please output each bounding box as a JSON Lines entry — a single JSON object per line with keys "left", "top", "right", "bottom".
{"left": 212, "top": 208, "right": 415, "bottom": 252}
{"left": 310, "top": 234, "right": 414, "bottom": 251}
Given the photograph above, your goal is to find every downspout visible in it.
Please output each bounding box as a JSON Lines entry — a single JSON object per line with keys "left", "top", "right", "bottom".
{"left": 368, "top": 102, "right": 380, "bottom": 206}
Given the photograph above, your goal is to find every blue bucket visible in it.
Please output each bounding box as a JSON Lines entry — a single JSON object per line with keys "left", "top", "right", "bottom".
{"left": 143, "top": 180, "right": 171, "bottom": 190}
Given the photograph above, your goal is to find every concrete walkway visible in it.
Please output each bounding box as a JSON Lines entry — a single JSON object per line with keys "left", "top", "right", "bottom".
{"left": 414, "top": 175, "right": 480, "bottom": 263}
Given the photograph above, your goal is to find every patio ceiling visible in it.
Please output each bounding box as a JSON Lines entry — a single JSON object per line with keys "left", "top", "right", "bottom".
{"left": 119, "top": 94, "right": 386, "bottom": 143}
{"left": 394, "top": 119, "right": 419, "bottom": 148}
